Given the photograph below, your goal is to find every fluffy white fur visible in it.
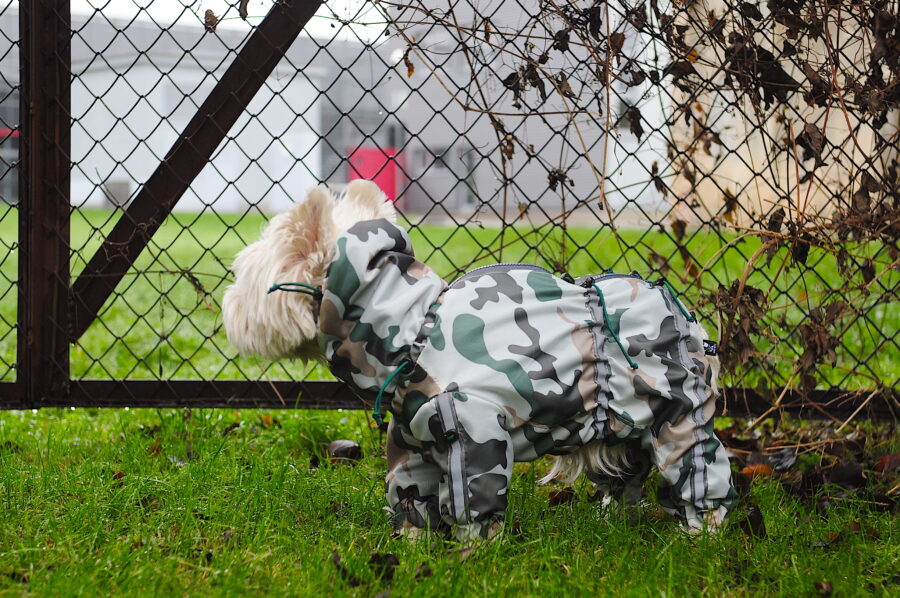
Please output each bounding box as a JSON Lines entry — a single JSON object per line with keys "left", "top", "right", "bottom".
{"left": 540, "top": 441, "right": 629, "bottom": 485}
{"left": 222, "top": 180, "right": 395, "bottom": 362}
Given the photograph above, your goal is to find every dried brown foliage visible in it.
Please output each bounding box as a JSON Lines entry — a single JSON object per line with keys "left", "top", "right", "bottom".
{"left": 382, "top": 0, "right": 898, "bottom": 414}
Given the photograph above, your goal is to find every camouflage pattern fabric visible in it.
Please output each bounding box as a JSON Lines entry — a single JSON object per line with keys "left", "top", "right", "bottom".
{"left": 319, "top": 219, "right": 736, "bottom": 539}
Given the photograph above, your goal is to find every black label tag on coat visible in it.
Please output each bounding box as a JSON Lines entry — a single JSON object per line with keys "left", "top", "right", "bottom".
{"left": 703, "top": 340, "right": 718, "bottom": 356}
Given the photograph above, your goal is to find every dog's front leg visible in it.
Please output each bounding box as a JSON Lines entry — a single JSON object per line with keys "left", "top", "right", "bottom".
{"left": 395, "top": 392, "right": 514, "bottom": 543}
{"left": 385, "top": 420, "right": 445, "bottom": 538}
{"left": 430, "top": 392, "right": 513, "bottom": 543}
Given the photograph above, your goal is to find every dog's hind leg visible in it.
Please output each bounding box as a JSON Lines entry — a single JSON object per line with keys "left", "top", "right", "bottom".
{"left": 586, "top": 439, "right": 652, "bottom": 506}
{"left": 620, "top": 296, "right": 737, "bottom": 531}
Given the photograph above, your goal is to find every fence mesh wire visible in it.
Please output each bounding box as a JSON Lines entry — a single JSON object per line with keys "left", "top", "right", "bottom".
{"left": 0, "top": 1, "right": 897, "bottom": 410}
{"left": 0, "top": 1, "right": 17, "bottom": 382}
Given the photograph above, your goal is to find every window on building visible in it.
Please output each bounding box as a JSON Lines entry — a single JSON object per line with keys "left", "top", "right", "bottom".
{"left": 321, "top": 96, "right": 402, "bottom": 188}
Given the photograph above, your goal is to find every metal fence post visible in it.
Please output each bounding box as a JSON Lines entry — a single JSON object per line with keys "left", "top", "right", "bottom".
{"left": 16, "top": 0, "right": 71, "bottom": 405}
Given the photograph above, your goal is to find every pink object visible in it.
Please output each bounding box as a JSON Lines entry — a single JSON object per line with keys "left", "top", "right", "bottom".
{"left": 347, "top": 146, "right": 401, "bottom": 203}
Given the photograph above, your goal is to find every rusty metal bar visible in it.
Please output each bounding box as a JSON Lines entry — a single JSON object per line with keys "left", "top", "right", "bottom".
{"left": 14, "top": 0, "right": 71, "bottom": 405}
{"left": 719, "top": 388, "right": 897, "bottom": 421}
{"left": 0, "top": 380, "right": 894, "bottom": 420}
{"left": 55, "top": 380, "right": 363, "bottom": 410}
{"left": 69, "top": 0, "right": 324, "bottom": 340}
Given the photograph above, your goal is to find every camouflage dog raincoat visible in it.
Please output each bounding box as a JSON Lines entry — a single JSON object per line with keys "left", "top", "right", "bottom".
{"left": 318, "top": 219, "right": 736, "bottom": 539}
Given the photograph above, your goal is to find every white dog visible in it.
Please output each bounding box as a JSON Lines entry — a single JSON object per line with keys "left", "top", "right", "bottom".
{"left": 223, "top": 181, "right": 735, "bottom": 540}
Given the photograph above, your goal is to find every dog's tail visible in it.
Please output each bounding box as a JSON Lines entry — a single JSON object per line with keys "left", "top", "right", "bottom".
{"left": 539, "top": 441, "right": 629, "bottom": 485}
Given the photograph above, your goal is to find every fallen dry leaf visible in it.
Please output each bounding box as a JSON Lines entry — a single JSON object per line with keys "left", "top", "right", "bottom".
{"left": 368, "top": 552, "right": 400, "bottom": 581}
{"left": 146, "top": 437, "right": 162, "bottom": 456}
{"left": 258, "top": 414, "right": 280, "bottom": 429}
{"left": 740, "top": 463, "right": 774, "bottom": 478}
{"left": 625, "top": 106, "right": 644, "bottom": 140}
{"left": 548, "top": 486, "right": 576, "bottom": 506}
{"left": 739, "top": 502, "right": 767, "bottom": 538}
{"left": 331, "top": 551, "right": 363, "bottom": 587}
{"left": 328, "top": 440, "right": 362, "bottom": 463}
{"left": 328, "top": 500, "right": 350, "bottom": 515}
{"left": 826, "top": 461, "right": 865, "bottom": 489}
{"left": 875, "top": 453, "right": 900, "bottom": 474}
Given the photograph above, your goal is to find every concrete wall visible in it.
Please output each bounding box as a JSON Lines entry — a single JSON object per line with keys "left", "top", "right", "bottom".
{"left": 670, "top": 0, "right": 899, "bottom": 225}
{"left": 69, "top": 15, "right": 322, "bottom": 213}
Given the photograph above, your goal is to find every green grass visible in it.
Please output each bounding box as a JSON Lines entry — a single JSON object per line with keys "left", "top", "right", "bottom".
{"left": 0, "top": 208, "right": 896, "bottom": 595}
{"left": 0, "top": 206, "right": 896, "bottom": 388}
{"left": 0, "top": 407, "right": 896, "bottom": 597}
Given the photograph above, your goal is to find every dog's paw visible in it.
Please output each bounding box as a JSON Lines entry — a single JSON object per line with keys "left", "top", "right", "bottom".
{"left": 452, "top": 521, "right": 503, "bottom": 560}
{"left": 683, "top": 505, "right": 729, "bottom": 534}
{"left": 396, "top": 521, "right": 426, "bottom": 543}
{"left": 453, "top": 520, "right": 503, "bottom": 543}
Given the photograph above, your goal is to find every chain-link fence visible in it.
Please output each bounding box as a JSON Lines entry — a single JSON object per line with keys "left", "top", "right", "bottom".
{"left": 0, "top": 0, "right": 896, "bottom": 418}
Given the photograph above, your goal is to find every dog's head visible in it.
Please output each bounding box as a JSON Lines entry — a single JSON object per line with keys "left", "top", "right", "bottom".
{"left": 222, "top": 180, "right": 395, "bottom": 361}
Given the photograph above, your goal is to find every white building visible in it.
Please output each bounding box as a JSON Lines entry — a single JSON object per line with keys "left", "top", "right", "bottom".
{"left": 0, "top": 4, "right": 670, "bottom": 221}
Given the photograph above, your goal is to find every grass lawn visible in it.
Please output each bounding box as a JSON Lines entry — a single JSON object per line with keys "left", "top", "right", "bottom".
{"left": 0, "top": 207, "right": 895, "bottom": 388}
{"left": 0, "top": 407, "right": 896, "bottom": 597}
{"left": 0, "top": 207, "right": 896, "bottom": 595}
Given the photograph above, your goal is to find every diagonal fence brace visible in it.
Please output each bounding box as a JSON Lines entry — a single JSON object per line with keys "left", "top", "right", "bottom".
{"left": 70, "top": 0, "right": 324, "bottom": 341}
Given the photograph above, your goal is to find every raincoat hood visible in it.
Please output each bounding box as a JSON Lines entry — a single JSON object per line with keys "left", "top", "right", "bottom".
{"left": 317, "top": 219, "right": 447, "bottom": 405}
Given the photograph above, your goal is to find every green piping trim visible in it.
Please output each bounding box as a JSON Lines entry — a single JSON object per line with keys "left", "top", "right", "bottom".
{"left": 373, "top": 360, "right": 410, "bottom": 428}
{"left": 267, "top": 282, "right": 322, "bottom": 299}
{"left": 660, "top": 279, "right": 696, "bottom": 322}
{"left": 592, "top": 283, "right": 639, "bottom": 370}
